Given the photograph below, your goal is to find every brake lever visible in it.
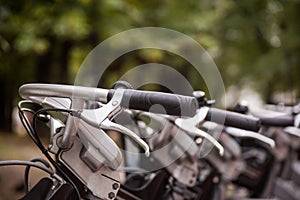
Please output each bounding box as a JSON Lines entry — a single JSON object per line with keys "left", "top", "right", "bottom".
{"left": 79, "top": 88, "right": 150, "bottom": 156}
{"left": 284, "top": 126, "right": 300, "bottom": 138}
{"left": 101, "top": 119, "right": 150, "bottom": 157}
{"left": 224, "top": 127, "right": 275, "bottom": 148}
{"left": 175, "top": 107, "right": 224, "bottom": 156}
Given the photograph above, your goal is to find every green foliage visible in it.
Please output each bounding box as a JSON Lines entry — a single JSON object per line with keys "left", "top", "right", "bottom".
{"left": 0, "top": 0, "right": 299, "bottom": 103}
{"left": 212, "top": 0, "right": 300, "bottom": 101}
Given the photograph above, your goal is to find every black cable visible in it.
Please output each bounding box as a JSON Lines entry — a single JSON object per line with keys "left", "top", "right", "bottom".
{"left": 18, "top": 101, "right": 39, "bottom": 147}
{"left": 17, "top": 104, "right": 81, "bottom": 199}
{"left": 32, "top": 107, "right": 74, "bottom": 152}
{"left": 24, "top": 158, "right": 53, "bottom": 193}
{"left": 0, "top": 160, "right": 54, "bottom": 175}
{"left": 31, "top": 107, "right": 81, "bottom": 199}
{"left": 18, "top": 105, "right": 63, "bottom": 173}
{"left": 0, "top": 160, "right": 78, "bottom": 198}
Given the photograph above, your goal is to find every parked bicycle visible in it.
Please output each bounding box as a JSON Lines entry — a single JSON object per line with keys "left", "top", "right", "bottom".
{"left": 1, "top": 82, "right": 299, "bottom": 200}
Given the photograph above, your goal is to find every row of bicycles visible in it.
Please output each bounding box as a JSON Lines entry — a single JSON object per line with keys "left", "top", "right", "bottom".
{"left": 1, "top": 81, "right": 300, "bottom": 199}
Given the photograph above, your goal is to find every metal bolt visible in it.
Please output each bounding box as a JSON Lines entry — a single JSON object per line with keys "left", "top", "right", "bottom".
{"left": 55, "top": 127, "right": 62, "bottom": 133}
{"left": 108, "top": 192, "right": 115, "bottom": 199}
{"left": 112, "top": 183, "right": 119, "bottom": 190}
{"left": 112, "top": 101, "right": 118, "bottom": 106}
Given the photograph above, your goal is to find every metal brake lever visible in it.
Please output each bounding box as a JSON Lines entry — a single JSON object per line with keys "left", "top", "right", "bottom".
{"left": 79, "top": 89, "right": 150, "bottom": 156}
{"left": 175, "top": 107, "right": 224, "bottom": 156}
{"left": 281, "top": 113, "right": 300, "bottom": 138}
{"left": 284, "top": 126, "right": 300, "bottom": 138}
{"left": 225, "top": 127, "right": 275, "bottom": 148}
{"left": 101, "top": 118, "right": 150, "bottom": 157}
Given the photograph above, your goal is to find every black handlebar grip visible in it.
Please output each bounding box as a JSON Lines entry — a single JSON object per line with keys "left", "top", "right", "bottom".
{"left": 260, "top": 115, "right": 294, "bottom": 127}
{"left": 205, "top": 108, "right": 261, "bottom": 132}
{"left": 108, "top": 89, "right": 198, "bottom": 117}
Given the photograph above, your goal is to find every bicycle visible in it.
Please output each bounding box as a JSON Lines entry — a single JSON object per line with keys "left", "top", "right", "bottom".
{"left": 0, "top": 82, "right": 268, "bottom": 200}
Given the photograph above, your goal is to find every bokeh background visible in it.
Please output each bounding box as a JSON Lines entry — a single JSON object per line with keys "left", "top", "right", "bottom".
{"left": 0, "top": 0, "right": 299, "bottom": 198}
{"left": 1, "top": 0, "right": 300, "bottom": 132}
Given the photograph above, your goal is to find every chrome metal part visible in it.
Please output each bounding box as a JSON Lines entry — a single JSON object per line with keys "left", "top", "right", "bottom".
{"left": 80, "top": 89, "right": 150, "bottom": 156}
{"left": 175, "top": 107, "right": 224, "bottom": 156}
{"left": 284, "top": 126, "right": 300, "bottom": 138}
{"left": 148, "top": 121, "right": 199, "bottom": 187}
{"left": 59, "top": 136, "right": 120, "bottom": 200}
{"left": 19, "top": 83, "right": 109, "bottom": 103}
{"left": 225, "top": 127, "right": 276, "bottom": 148}
{"left": 77, "top": 121, "right": 123, "bottom": 170}
{"left": 49, "top": 117, "right": 65, "bottom": 154}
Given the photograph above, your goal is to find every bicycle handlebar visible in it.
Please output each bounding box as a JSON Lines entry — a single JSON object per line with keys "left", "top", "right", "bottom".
{"left": 107, "top": 89, "right": 197, "bottom": 117}
{"left": 205, "top": 108, "right": 261, "bottom": 132}
{"left": 251, "top": 110, "right": 295, "bottom": 127}
{"left": 19, "top": 84, "right": 261, "bottom": 130}
{"left": 19, "top": 84, "right": 109, "bottom": 102}
{"left": 259, "top": 116, "right": 294, "bottom": 127}
{"left": 19, "top": 84, "right": 197, "bottom": 117}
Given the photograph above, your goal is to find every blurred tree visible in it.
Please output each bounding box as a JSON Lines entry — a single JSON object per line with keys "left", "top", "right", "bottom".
{"left": 0, "top": 0, "right": 299, "bottom": 131}
{"left": 0, "top": 0, "right": 98, "bottom": 131}
{"left": 212, "top": 0, "right": 300, "bottom": 102}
